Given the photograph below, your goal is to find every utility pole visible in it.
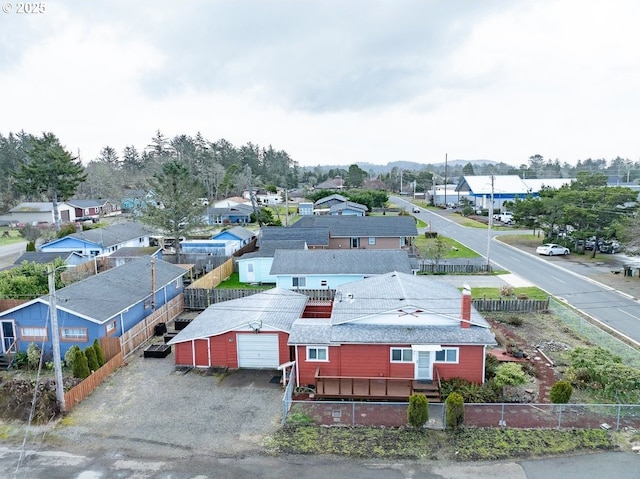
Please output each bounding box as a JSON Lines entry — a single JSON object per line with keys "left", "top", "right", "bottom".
{"left": 487, "top": 175, "right": 495, "bottom": 269}
{"left": 285, "top": 188, "right": 289, "bottom": 227}
{"left": 47, "top": 265, "right": 66, "bottom": 412}
{"left": 444, "top": 153, "right": 448, "bottom": 207}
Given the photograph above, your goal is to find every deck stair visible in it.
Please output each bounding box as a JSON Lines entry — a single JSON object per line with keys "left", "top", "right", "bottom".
{"left": 411, "top": 380, "right": 441, "bottom": 402}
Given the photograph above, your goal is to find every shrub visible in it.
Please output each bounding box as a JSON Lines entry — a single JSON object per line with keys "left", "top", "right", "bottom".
{"left": 407, "top": 393, "right": 429, "bottom": 429}
{"left": 26, "top": 343, "right": 42, "bottom": 370}
{"left": 64, "top": 345, "right": 81, "bottom": 370}
{"left": 494, "top": 363, "right": 527, "bottom": 388}
{"left": 445, "top": 392, "right": 465, "bottom": 430}
{"left": 504, "top": 315, "right": 523, "bottom": 326}
{"left": 26, "top": 241, "right": 36, "bottom": 252}
{"left": 71, "top": 348, "right": 91, "bottom": 379}
{"left": 485, "top": 353, "right": 500, "bottom": 380}
{"left": 500, "top": 285, "right": 514, "bottom": 297}
{"left": 85, "top": 345, "right": 99, "bottom": 372}
{"left": 11, "top": 351, "right": 28, "bottom": 369}
{"left": 550, "top": 380, "right": 573, "bottom": 404}
{"left": 93, "top": 339, "right": 106, "bottom": 367}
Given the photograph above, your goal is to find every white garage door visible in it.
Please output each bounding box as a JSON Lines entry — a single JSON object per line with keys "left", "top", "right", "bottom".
{"left": 237, "top": 334, "right": 279, "bottom": 368}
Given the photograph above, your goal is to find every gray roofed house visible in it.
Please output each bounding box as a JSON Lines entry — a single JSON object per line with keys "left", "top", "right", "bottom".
{"left": 258, "top": 226, "right": 329, "bottom": 249}
{"left": 12, "top": 251, "right": 86, "bottom": 267}
{"left": 38, "top": 222, "right": 158, "bottom": 257}
{"left": 236, "top": 240, "right": 307, "bottom": 284}
{"left": 269, "top": 249, "right": 414, "bottom": 276}
{"left": 289, "top": 215, "right": 418, "bottom": 250}
{"left": 0, "top": 256, "right": 187, "bottom": 359}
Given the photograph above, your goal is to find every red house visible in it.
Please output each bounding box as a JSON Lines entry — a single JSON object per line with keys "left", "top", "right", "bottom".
{"left": 169, "top": 272, "right": 496, "bottom": 400}
{"left": 287, "top": 272, "right": 496, "bottom": 399}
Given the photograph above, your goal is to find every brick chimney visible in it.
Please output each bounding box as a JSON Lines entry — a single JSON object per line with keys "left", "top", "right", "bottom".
{"left": 461, "top": 284, "right": 471, "bottom": 328}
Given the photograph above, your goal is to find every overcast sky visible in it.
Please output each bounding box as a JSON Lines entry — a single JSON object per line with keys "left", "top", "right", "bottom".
{"left": 1, "top": 0, "right": 639, "bottom": 167}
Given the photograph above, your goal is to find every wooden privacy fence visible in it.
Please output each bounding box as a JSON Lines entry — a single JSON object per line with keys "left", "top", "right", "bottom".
{"left": 184, "top": 287, "right": 336, "bottom": 309}
{"left": 63, "top": 337, "right": 123, "bottom": 412}
{"left": 119, "top": 294, "right": 184, "bottom": 357}
{"left": 188, "top": 258, "right": 234, "bottom": 289}
{"left": 472, "top": 297, "right": 550, "bottom": 312}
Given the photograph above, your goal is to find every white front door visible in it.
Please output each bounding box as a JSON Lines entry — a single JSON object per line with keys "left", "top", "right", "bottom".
{"left": 246, "top": 263, "right": 256, "bottom": 283}
{"left": 415, "top": 351, "right": 433, "bottom": 380}
{"left": 0, "top": 320, "right": 17, "bottom": 354}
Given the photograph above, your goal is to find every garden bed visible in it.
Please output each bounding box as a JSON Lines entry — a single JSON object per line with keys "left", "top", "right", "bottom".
{"left": 143, "top": 344, "right": 171, "bottom": 358}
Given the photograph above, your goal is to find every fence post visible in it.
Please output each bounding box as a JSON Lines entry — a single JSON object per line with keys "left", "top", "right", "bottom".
{"left": 352, "top": 402, "right": 355, "bottom": 427}
{"left": 557, "top": 404, "right": 562, "bottom": 429}
{"left": 616, "top": 404, "right": 621, "bottom": 431}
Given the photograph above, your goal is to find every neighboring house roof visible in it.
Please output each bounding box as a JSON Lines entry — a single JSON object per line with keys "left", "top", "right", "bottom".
{"left": 13, "top": 251, "right": 84, "bottom": 265}
{"left": 9, "top": 202, "right": 66, "bottom": 213}
{"left": 43, "top": 222, "right": 156, "bottom": 250}
{"left": 290, "top": 216, "right": 418, "bottom": 238}
{"left": 314, "top": 194, "right": 349, "bottom": 206}
{"left": 212, "top": 226, "right": 255, "bottom": 242}
{"left": 108, "top": 246, "right": 162, "bottom": 258}
{"left": 362, "top": 178, "right": 388, "bottom": 190}
{"left": 522, "top": 178, "right": 574, "bottom": 191}
{"left": 240, "top": 239, "right": 307, "bottom": 259}
{"left": 269, "top": 249, "right": 414, "bottom": 275}
{"left": 214, "top": 197, "right": 251, "bottom": 208}
{"left": 207, "top": 204, "right": 254, "bottom": 215}
{"left": 329, "top": 201, "right": 368, "bottom": 214}
{"left": 65, "top": 199, "right": 109, "bottom": 209}
{"left": 0, "top": 257, "right": 187, "bottom": 324}
{"left": 456, "top": 175, "right": 529, "bottom": 197}
{"left": 259, "top": 226, "right": 330, "bottom": 247}
{"left": 168, "top": 288, "right": 308, "bottom": 344}
{"left": 288, "top": 272, "right": 496, "bottom": 346}
{"left": 316, "top": 177, "right": 344, "bottom": 190}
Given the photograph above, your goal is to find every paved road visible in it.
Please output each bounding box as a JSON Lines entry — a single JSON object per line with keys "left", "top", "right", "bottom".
{"left": 0, "top": 241, "right": 27, "bottom": 268}
{"left": 394, "top": 197, "right": 640, "bottom": 346}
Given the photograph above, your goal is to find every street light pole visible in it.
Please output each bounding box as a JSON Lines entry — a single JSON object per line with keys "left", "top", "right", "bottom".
{"left": 47, "top": 265, "right": 66, "bottom": 411}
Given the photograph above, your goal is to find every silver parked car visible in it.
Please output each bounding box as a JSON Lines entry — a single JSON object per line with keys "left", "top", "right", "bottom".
{"left": 536, "top": 243, "right": 570, "bottom": 256}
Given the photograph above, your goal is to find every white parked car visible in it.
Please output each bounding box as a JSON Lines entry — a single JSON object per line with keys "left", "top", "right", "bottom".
{"left": 536, "top": 243, "right": 570, "bottom": 256}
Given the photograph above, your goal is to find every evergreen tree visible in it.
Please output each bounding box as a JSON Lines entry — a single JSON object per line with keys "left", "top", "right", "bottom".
{"left": 407, "top": 393, "right": 429, "bottom": 429}
{"left": 85, "top": 345, "right": 99, "bottom": 372}
{"left": 93, "top": 338, "right": 106, "bottom": 366}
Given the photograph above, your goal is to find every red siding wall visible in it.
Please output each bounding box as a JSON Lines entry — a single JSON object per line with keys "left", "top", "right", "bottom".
{"left": 174, "top": 342, "right": 194, "bottom": 366}
{"left": 297, "top": 343, "right": 486, "bottom": 385}
{"left": 435, "top": 345, "right": 485, "bottom": 383}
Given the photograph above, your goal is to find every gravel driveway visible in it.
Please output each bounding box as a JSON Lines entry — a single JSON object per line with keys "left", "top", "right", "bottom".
{"left": 48, "top": 349, "right": 284, "bottom": 460}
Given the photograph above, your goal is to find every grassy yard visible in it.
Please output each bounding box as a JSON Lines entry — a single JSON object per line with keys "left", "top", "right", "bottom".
{"left": 468, "top": 286, "right": 548, "bottom": 300}
{"left": 268, "top": 425, "right": 615, "bottom": 461}
{"left": 414, "top": 234, "right": 480, "bottom": 259}
{"left": 216, "top": 272, "right": 273, "bottom": 290}
{"left": 0, "top": 228, "right": 25, "bottom": 246}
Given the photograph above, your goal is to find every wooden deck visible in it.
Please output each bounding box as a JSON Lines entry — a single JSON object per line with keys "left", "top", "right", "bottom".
{"left": 314, "top": 368, "right": 441, "bottom": 402}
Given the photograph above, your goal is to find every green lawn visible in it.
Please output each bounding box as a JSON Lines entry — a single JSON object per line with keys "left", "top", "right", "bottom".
{"left": 216, "top": 272, "right": 273, "bottom": 290}
{"left": 414, "top": 235, "right": 480, "bottom": 259}
{"left": 0, "top": 228, "right": 25, "bottom": 246}
{"left": 467, "top": 286, "right": 548, "bottom": 300}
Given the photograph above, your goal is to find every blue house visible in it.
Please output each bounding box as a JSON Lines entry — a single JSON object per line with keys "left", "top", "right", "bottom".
{"left": 0, "top": 256, "right": 187, "bottom": 360}
{"left": 39, "top": 222, "right": 157, "bottom": 258}
{"left": 211, "top": 226, "right": 256, "bottom": 248}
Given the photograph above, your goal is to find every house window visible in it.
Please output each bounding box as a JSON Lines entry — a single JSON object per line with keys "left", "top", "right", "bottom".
{"left": 351, "top": 237, "right": 360, "bottom": 248}
{"left": 20, "top": 327, "right": 48, "bottom": 341}
{"left": 435, "top": 348, "right": 459, "bottom": 363}
{"left": 390, "top": 348, "right": 413, "bottom": 362}
{"left": 106, "top": 321, "right": 116, "bottom": 336}
{"left": 61, "top": 327, "right": 88, "bottom": 342}
{"left": 320, "top": 280, "right": 328, "bottom": 287}
{"left": 248, "top": 264, "right": 254, "bottom": 273}
{"left": 292, "top": 277, "right": 306, "bottom": 288}
{"left": 307, "top": 346, "right": 328, "bottom": 361}
{"left": 368, "top": 237, "right": 376, "bottom": 245}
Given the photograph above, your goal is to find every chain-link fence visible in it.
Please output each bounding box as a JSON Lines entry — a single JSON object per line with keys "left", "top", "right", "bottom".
{"left": 282, "top": 400, "right": 640, "bottom": 431}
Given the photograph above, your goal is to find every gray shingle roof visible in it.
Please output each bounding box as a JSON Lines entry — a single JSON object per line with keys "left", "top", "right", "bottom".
{"left": 65, "top": 199, "right": 108, "bottom": 208}
{"left": 168, "top": 288, "right": 308, "bottom": 344}
{"left": 13, "top": 252, "right": 81, "bottom": 265}
{"left": 269, "top": 249, "right": 413, "bottom": 275}
{"left": 259, "top": 226, "right": 329, "bottom": 247}
{"left": 68, "top": 222, "right": 157, "bottom": 248}
{"left": 290, "top": 216, "right": 418, "bottom": 237}
{"left": 287, "top": 272, "right": 496, "bottom": 346}
{"left": 219, "top": 226, "right": 255, "bottom": 241}
{"left": 240, "top": 240, "right": 307, "bottom": 259}
{"left": 329, "top": 201, "right": 368, "bottom": 213}
{"left": 53, "top": 257, "right": 187, "bottom": 323}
